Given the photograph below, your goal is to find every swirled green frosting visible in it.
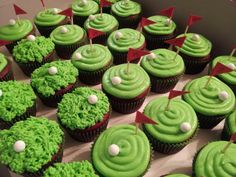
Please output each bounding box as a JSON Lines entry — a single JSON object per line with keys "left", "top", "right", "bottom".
{"left": 58, "top": 87, "right": 109, "bottom": 130}
{"left": 194, "top": 141, "right": 236, "bottom": 177}
{"left": 107, "top": 28, "right": 145, "bottom": 52}
{"left": 92, "top": 124, "right": 150, "bottom": 177}
{"left": 34, "top": 8, "right": 66, "bottom": 26}
{"left": 176, "top": 33, "right": 212, "bottom": 57}
{"left": 0, "top": 117, "right": 64, "bottom": 173}
{"left": 102, "top": 63, "right": 150, "bottom": 99}
{"left": 50, "top": 25, "right": 85, "bottom": 45}
{"left": 143, "top": 15, "right": 176, "bottom": 35}
{"left": 43, "top": 161, "right": 98, "bottom": 177}
{"left": 211, "top": 56, "right": 236, "bottom": 85}
{"left": 144, "top": 97, "right": 198, "bottom": 143}
{"left": 72, "top": 0, "right": 99, "bottom": 16}
{"left": 31, "top": 60, "right": 78, "bottom": 97}
{"left": 183, "top": 76, "right": 235, "bottom": 116}
{"left": 226, "top": 110, "right": 236, "bottom": 134}
{"left": 84, "top": 13, "right": 118, "bottom": 33}
{"left": 140, "top": 49, "right": 184, "bottom": 78}
{"left": 0, "top": 81, "right": 36, "bottom": 121}
{"left": 111, "top": 0, "right": 141, "bottom": 17}
{"left": 13, "top": 36, "right": 55, "bottom": 63}
{"left": 165, "top": 174, "right": 190, "bottom": 177}
{"left": 0, "top": 19, "right": 33, "bottom": 41}
{"left": 71, "top": 44, "right": 112, "bottom": 71}
{"left": 0, "top": 53, "right": 8, "bottom": 72}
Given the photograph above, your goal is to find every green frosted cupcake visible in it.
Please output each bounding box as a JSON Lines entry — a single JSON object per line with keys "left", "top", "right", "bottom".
{"left": 58, "top": 87, "right": 110, "bottom": 142}
{"left": 31, "top": 60, "right": 78, "bottom": 107}
{"left": 140, "top": 49, "right": 185, "bottom": 93}
{"left": 0, "top": 19, "right": 35, "bottom": 53}
{"left": 107, "top": 28, "right": 145, "bottom": 64}
{"left": 0, "top": 117, "right": 64, "bottom": 177}
{"left": 183, "top": 76, "right": 235, "bottom": 129}
{"left": 163, "top": 174, "right": 190, "bottom": 177}
{"left": 50, "top": 24, "right": 86, "bottom": 59}
{"left": 71, "top": 44, "right": 113, "bottom": 85}
{"left": 0, "top": 81, "right": 36, "bottom": 130}
{"left": 34, "top": 8, "right": 68, "bottom": 37}
{"left": 92, "top": 124, "right": 151, "bottom": 177}
{"left": 221, "top": 110, "right": 236, "bottom": 141}
{"left": 13, "top": 35, "right": 55, "bottom": 76}
{"left": 0, "top": 53, "right": 14, "bottom": 81}
{"left": 143, "top": 96, "right": 198, "bottom": 154}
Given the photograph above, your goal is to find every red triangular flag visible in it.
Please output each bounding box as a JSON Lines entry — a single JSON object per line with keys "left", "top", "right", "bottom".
{"left": 127, "top": 48, "right": 150, "bottom": 62}
{"left": 168, "top": 90, "right": 190, "bottom": 99}
{"left": 40, "top": 0, "right": 45, "bottom": 7}
{"left": 140, "top": 17, "right": 156, "bottom": 27}
{"left": 135, "top": 111, "right": 157, "bottom": 125}
{"left": 100, "top": 0, "right": 112, "bottom": 8}
{"left": 88, "top": 28, "right": 104, "bottom": 40}
{"left": 58, "top": 8, "right": 72, "bottom": 17}
{"left": 187, "top": 15, "right": 202, "bottom": 26}
{"left": 13, "top": 4, "right": 27, "bottom": 15}
{"left": 230, "top": 133, "right": 236, "bottom": 142}
{"left": 160, "top": 7, "right": 175, "bottom": 18}
{"left": 0, "top": 40, "right": 11, "bottom": 47}
{"left": 165, "top": 37, "right": 186, "bottom": 48}
{"left": 210, "top": 62, "right": 233, "bottom": 76}
{"left": 233, "top": 45, "right": 236, "bottom": 49}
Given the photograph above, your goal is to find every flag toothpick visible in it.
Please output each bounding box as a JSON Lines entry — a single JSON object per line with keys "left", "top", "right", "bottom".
{"left": 138, "top": 17, "right": 156, "bottom": 41}
{"left": 166, "top": 90, "right": 190, "bottom": 110}
{"left": 100, "top": 0, "right": 112, "bottom": 17}
{"left": 135, "top": 111, "right": 157, "bottom": 134}
{"left": 229, "top": 46, "right": 236, "bottom": 61}
{"left": 40, "top": 0, "right": 46, "bottom": 10}
{"left": 13, "top": 4, "right": 27, "bottom": 24}
{"left": 221, "top": 133, "right": 236, "bottom": 153}
{"left": 88, "top": 28, "right": 104, "bottom": 50}
{"left": 165, "top": 37, "right": 186, "bottom": 60}
{"left": 160, "top": 7, "right": 175, "bottom": 20}
{"left": 184, "top": 15, "right": 202, "bottom": 34}
{"left": 58, "top": 8, "right": 73, "bottom": 25}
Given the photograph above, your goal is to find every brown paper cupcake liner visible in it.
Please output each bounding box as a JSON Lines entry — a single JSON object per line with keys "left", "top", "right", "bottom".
{"left": 0, "top": 60, "right": 14, "bottom": 81}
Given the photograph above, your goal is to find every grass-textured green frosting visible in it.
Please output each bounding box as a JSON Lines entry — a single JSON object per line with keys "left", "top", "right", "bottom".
{"left": 0, "top": 19, "right": 33, "bottom": 41}
{"left": 140, "top": 49, "right": 184, "bottom": 78}
{"left": 226, "top": 110, "right": 236, "bottom": 134}
{"left": 31, "top": 61, "right": 78, "bottom": 97}
{"left": 107, "top": 28, "right": 145, "bottom": 52}
{"left": 92, "top": 124, "right": 150, "bottom": 177}
{"left": 50, "top": 25, "right": 85, "bottom": 45}
{"left": 0, "top": 81, "right": 36, "bottom": 121}
{"left": 143, "top": 15, "right": 176, "bottom": 35}
{"left": 84, "top": 13, "right": 118, "bottom": 33}
{"left": 183, "top": 76, "right": 235, "bottom": 116}
{"left": 212, "top": 56, "right": 236, "bottom": 85}
{"left": 0, "top": 117, "right": 64, "bottom": 173}
{"left": 111, "top": 0, "right": 141, "bottom": 17}
{"left": 72, "top": 0, "right": 99, "bottom": 16}
{"left": 43, "top": 161, "right": 98, "bottom": 177}
{"left": 165, "top": 174, "right": 190, "bottom": 177}
{"left": 102, "top": 63, "right": 150, "bottom": 99}
{"left": 71, "top": 44, "right": 112, "bottom": 71}
{"left": 176, "top": 33, "right": 212, "bottom": 57}
{"left": 0, "top": 53, "right": 8, "bottom": 72}
{"left": 194, "top": 141, "right": 236, "bottom": 177}
{"left": 144, "top": 97, "right": 198, "bottom": 143}
{"left": 13, "top": 36, "right": 55, "bottom": 63}
{"left": 58, "top": 87, "right": 109, "bottom": 130}
{"left": 34, "top": 8, "right": 66, "bottom": 26}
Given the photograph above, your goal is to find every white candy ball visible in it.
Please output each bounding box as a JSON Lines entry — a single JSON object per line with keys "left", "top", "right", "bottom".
{"left": 80, "top": 0, "right": 88, "bottom": 6}
{"left": 88, "top": 95, "right": 98, "bottom": 104}
{"left": 191, "top": 34, "right": 201, "bottom": 42}
{"left": 89, "top": 15, "right": 96, "bottom": 21}
{"left": 111, "top": 76, "right": 122, "bottom": 85}
{"left": 115, "top": 31, "right": 123, "bottom": 40}
{"left": 27, "top": 35, "right": 36, "bottom": 41}
{"left": 13, "top": 140, "right": 26, "bottom": 152}
{"left": 108, "top": 144, "right": 120, "bottom": 156}
{"left": 52, "top": 8, "right": 60, "bottom": 14}
{"left": 165, "top": 19, "right": 172, "bottom": 26}
{"left": 0, "top": 90, "right": 3, "bottom": 97}
{"left": 9, "top": 19, "right": 16, "bottom": 26}
{"left": 147, "top": 53, "right": 156, "bottom": 60}
{"left": 48, "top": 66, "right": 58, "bottom": 75}
{"left": 60, "top": 26, "right": 68, "bottom": 34}
{"left": 218, "top": 91, "right": 229, "bottom": 101}
{"left": 75, "top": 52, "right": 82, "bottom": 60}
{"left": 227, "top": 63, "right": 235, "bottom": 70}
{"left": 180, "top": 122, "right": 191, "bottom": 133}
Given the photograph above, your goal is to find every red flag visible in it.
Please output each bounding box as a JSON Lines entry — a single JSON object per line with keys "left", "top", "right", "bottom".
{"left": 233, "top": 45, "right": 236, "bottom": 49}
{"left": 135, "top": 111, "right": 157, "bottom": 125}
{"left": 40, "top": 0, "right": 45, "bottom": 7}
{"left": 127, "top": 48, "right": 150, "bottom": 62}
{"left": 13, "top": 4, "right": 27, "bottom": 15}
{"left": 0, "top": 40, "right": 11, "bottom": 47}
{"left": 100, "top": 0, "right": 112, "bottom": 8}
{"left": 187, "top": 15, "right": 202, "bottom": 26}
{"left": 210, "top": 62, "right": 233, "bottom": 76}
{"left": 168, "top": 90, "right": 190, "bottom": 99}
{"left": 58, "top": 8, "right": 72, "bottom": 17}
{"left": 140, "top": 17, "right": 156, "bottom": 27}
{"left": 88, "top": 28, "right": 104, "bottom": 40}
{"left": 230, "top": 133, "right": 236, "bottom": 142}
{"left": 165, "top": 37, "right": 186, "bottom": 48}
{"left": 160, "top": 7, "right": 175, "bottom": 18}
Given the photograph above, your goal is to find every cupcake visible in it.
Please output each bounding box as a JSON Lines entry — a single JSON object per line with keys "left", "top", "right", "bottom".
{"left": 221, "top": 110, "right": 236, "bottom": 141}
{"left": 0, "top": 19, "right": 35, "bottom": 53}
{"left": 143, "top": 97, "right": 198, "bottom": 154}
{"left": 102, "top": 63, "right": 150, "bottom": 113}
{"left": 43, "top": 161, "right": 98, "bottom": 177}
{"left": 93, "top": 0, "right": 120, "bottom": 13}
{"left": 34, "top": 8, "right": 68, "bottom": 37}
{"left": 142, "top": 15, "right": 177, "bottom": 50}
{"left": 92, "top": 124, "right": 151, "bottom": 177}
{"left": 72, "top": 0, "right": 99, "bottom": 26}
{"left": 162, "top": 174, "right": 190, "bottom": 177}
{"left": 50, "top": 24, "right": 87, "bottom": 59}
{"left": 31, "top": 60, "right": 78, "bottom": 107}
{"left": 174, "top": 33, "right": 212, "bottom": 74}
{"left": 84, "top": 13, "right": 119, "bottom": 44}
{"left": 140, "top": 49, "right": 185, "bottom": 93}
{"left": 0, "top": 81, "right": 36, "bottom": 130}
{"left": 13, "top": 35, "right": 55, "bottom": 76}
{"left": 0, "top": 53, "right": 14, "bottom": 81}
{"left": 183, "top": 76, "right": 235, "bottom": 129}
{"left": 0, "top": 117, "right": 64, "bottom": 177}
{"left": 107, "top": 28, "right": 146, "bottom": 64}
{"left": 58, "top": 87, "right": 110, "bottom": 142}
{"left": 111, "top": 0, "right": 142, "bottom": 29}
{"left": 193, "top": 141, "right": 236, "bottom": 177}
{"left": 71, "top": 44, "right": 113, "bottom": 85}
